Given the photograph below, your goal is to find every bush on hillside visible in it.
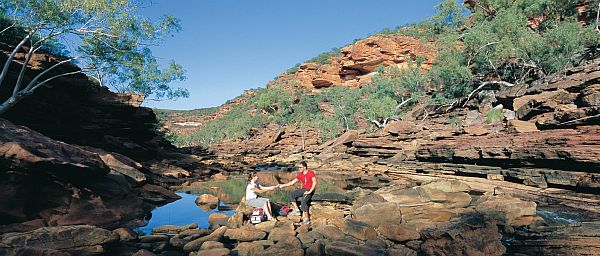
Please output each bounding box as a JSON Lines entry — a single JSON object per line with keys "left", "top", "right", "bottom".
{"left": 180, "top": 0, "right": 600, "bottom": 146}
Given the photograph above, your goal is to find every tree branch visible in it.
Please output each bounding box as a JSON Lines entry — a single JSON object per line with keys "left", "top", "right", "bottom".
{"left": 76, "top": 28, "right": 118, "bottom": 39}
{"left": 0, "top": 32, "right": 34, "bottom": 88}
{"left": 370, "top": 119, "right": 384, "bottom": 128}
{"left": 596, "top": 2, "right": 600, "bottom": 33}
{"left": 467, "top": 41, "right": 499, "bottom": 67}
{"left": 396, "top": 97, "right": 413, "bottom": 109}
{"left": 13, "top": 37, "right": 35, "bottom": 96}
{"left": 29, "top": 71, "right": 82, "bottom": 92}
{"left": 0, "top": 70, "right": 81, "bottom": 115}
{"left": 461, "top": 80, "right": 514, "bottom": 107}
{"left": 23, "top": 57, "right": 78, "bottom": 92}
{"left": 0, "top": 23, "right": 15, "bottom": 35}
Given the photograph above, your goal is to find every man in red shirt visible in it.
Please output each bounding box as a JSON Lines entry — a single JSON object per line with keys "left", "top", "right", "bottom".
{"left": 278, "top": 161, "right": 317, "bottom": 224}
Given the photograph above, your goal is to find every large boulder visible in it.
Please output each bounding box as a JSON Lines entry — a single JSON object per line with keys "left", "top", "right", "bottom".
{"left": 0, "top": 118, "right": 109, "bottom": 181}
{"left": 255, "top": 237, "right": 303, "bottom": 256}
{"left": 85, "top": 147, "right": 146, "bottom": 182}
{"left": 226, "top": 211, "right": 245, "bottom": 228}
{"left": 376, "top": 180, "right": 472, "bottom": 209}
{"left": 377, "top": 224, "right": 420, "bottom": 242}
{"left": 330, "top": 219, "right": 378, "bottom": 241}
{"left": 0, "top": 225, "right": 118, "bottom": 255}
{"left": 351, "top": 192, "right": 387, "bottom": 211}
{"left": 195, "top": 194, "right": 220, "bottom": 210}
{"left": 224, "top": 228, "right": 266, "bottom": 242}
{"left": 475, "top": 195, "right": 537, "bottom": 226}
{"left": 312, "top": 225, "right": 346, "bottom": 241}
{"left": 200, "top": 241, "right": 225, "bottom": 250}
{"left": 310, "top": 204, "right": 345, "bottom": 220}
{"left": 232, "top": 242, "right": 263, "bottom": 256}
{"left": 267, "top": 226, "right": 296, "bottom": 242}
{"left": 324, "top": 241, "right": 386, "bottom": 256}
{"left": 581, "top": 84, "right": 600, "bottom": 106}
{"left": 351, "top": 202, "right": 403, "bottom": 227}
{"left": 208, "top": 213, "right": 229, "bottom": 228}
{"left": 183, "top": 226, "right": 227, "bottom": 252}
{"left": 420, "top": 214, "right": 505, "bottom": 256}
{"left": 152, "top": 223, "right": 198, "bottom": 235}
{"left": 420, "top": 180, "right": 470, "bottom": 193}
{"left": 189, "top": 248, "right": 230, "bottom": 256}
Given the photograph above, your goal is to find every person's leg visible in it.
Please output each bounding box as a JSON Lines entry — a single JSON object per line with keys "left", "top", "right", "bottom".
{"left": 263, "top": 202, "right": 273, "bottom": 219}
{"left": 300, "top": 192, "right": 313, "bottom": 220}
{"left": 288, "top": 189, "right": 304, "bottom": 211}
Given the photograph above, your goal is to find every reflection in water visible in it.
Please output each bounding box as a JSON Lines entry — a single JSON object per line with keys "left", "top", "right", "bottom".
{"left": 136, "top": 193, "right": 235, "bottom": 235}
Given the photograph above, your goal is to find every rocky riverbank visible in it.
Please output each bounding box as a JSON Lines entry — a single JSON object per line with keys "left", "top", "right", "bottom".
{"left": 7, "top": 178, "right": 595, "bottom": 256}
{"left": 0, "top": 45, "right": 217, "bottom": 235}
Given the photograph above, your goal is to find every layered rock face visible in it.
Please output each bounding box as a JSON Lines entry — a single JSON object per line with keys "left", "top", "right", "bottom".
{"left": 0, "top": 46, "right": 171, "bottom": 161}
{"left": 214, "top": 57, "right": 600, "bottom": 192}
{"left": 0, "top": 45, "right": 194, "bottom": 233}
{"left": 273, "top": 34, "right": 437, "bottom": 90}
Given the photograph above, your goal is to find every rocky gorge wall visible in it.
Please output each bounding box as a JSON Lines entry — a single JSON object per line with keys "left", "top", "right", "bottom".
{"left": 0, "top": 44, "right": 208, "bottom": 235}
{"left": 212, "top": 56, "right": 600, "bottom": 194}
{"left": 272, "top": 34, "right": 437, "bottom": 90}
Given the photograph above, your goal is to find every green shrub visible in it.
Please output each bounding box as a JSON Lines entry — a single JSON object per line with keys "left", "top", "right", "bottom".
{"left": 286, "top": 63, "right": 301, "bottom": 74}
{"left": 255, "top": 86, "right": 293, "bottom": 115}
{"left": 448, "top": 115, "right": 460, "bottom": 125}
{"left": 428, "top": 49, "right": 473, "bottom": 104}
{"left": 205, "top": 178, "right": 247, "bottom": 203}
{"left": 486, "top": 108, "right": 505, "bottom": 124}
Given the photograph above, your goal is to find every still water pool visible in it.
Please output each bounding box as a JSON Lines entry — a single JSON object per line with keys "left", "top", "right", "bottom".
{"left": 136, "top": 192, "right": 236, "bottom": 235}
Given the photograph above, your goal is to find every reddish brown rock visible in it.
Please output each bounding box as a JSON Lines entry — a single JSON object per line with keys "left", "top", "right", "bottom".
{"left": 508, "top": 120, "right": 539, "bottom": 133}
{"left": 152, "top": 223, "right": 198, "bottom": 235}
{"left": 0, "top": 118, "right": 109, "bottom": 179}
{"left": 0, "top": 225, "right": 118, "bottom": 255}
{"left": 420, "top": 214, "right": 505, "bottom": 256}
{"left": 324, "top": 241, "right": 386, "bottom": 256}
{"left": 183, "top": 226, "right": 227, "bottom": 252}
{"left": 385, "top": 120, "right": 421, "bottom": 135}
{"left": 330, "top": 218, "right": 378, "bottom": 241}
{"left": 581, "top": 84, "right": 600, "bottom": 106}
{"left": 224, "top": 228, "right": 267, "bottom": 242}
{"left": 352, "top": 202, "right": 403, "bottom": 227}
{"left": 378, "top": 224, "right": 421, "bottom": 242}
{"left": 475, "top": 195, "right": 537, "bottom": 226}
{"left": 113, "top": 227, "right": 137, "bottom": 241}
{"left": 196, "top": 194, "right": 219, "bottom": 209}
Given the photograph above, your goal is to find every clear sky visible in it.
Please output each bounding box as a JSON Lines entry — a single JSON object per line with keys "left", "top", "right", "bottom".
{"left": 140, "top": 0, "right": 441, "bottom": 110}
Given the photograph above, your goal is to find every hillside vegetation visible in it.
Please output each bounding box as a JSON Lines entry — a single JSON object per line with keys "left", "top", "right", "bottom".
{"left": 168, "top": 0, "right": 600, "bottom": 147}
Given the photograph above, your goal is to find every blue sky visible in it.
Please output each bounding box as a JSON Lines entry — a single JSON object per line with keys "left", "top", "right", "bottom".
{"left": 141, "top": 0, "right": 440, "bottom": 110}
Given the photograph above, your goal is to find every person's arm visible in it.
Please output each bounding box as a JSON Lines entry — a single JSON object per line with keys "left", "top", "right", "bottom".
{"left": 305, "top": 176, "right": 317, "bottom": 195}
{"left": 252, "top": 186, "right": 274, "bottom": 193}
{"left": 280, "top": 178, "right": 298, "bottom": 188}
{"left": 259, "top": 184, "right": 276, "bottom": 190}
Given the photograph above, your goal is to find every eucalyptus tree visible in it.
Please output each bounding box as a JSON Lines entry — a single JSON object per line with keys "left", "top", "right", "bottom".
{"left": 0, "top": 0, "right": 188, "bottom": 114}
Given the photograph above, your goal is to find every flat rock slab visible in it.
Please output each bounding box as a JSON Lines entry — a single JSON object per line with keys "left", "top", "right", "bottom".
{"left": 152, "top": 223, "right": 198, "bottom": 234}
{"left": 324, "top": 241, "right": 386, "bottom": 256}
{"left": 0, "top": 225, "right": 118, "bottom": 252}
{"left": 224, "top": 228, "right": 266, "bottom": 242}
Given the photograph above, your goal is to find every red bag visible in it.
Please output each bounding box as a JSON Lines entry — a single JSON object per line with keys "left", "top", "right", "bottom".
{"left": 278, "top": 205, "right": 290, "bottom": 216}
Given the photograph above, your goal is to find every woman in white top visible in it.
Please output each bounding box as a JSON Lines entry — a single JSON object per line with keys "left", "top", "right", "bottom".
{"left": 246, "top": 172, "right": 277, "bottom": 221}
